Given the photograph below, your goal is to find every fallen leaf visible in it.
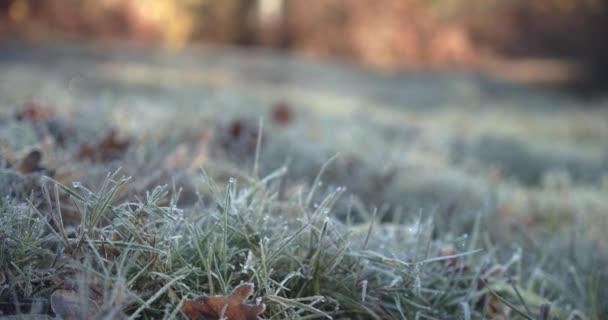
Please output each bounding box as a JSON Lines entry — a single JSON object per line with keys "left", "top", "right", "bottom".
{"left": 181, "top": 283, "right": 265, "bottom": 320}
{"left": 270, "top": 101, "right": 293, "bottom": 126}
{"left": 16, "top": 149, "right": 46, "bottom": 175}
{"left": 50, "top": 289, "right": 99, "bottom": 320}
{"left": 228, "top": 120, "right": 245, "bottom": 139}
{"left": 438, "top": 247, "right": 469, "bottom": 273}
{"left": 436, "top": 248, "right": 509, "bottom": 317}
{"left": 15, "top": 100, "right": 55, "bottom": 122}
{"left": 476, "top": 289, "right": 508, "bottom": 319}
{"left": 14, "top": 100, "right": 72, "bottom": 146}
{"left": 0, "top": 143, "right": 50, "bottom": 175}
{"left": 220, "top": 119, "right": 265, "bottom": 154}
{"left": 475, "top": 275, "right": 511, "bottom": 318}
{"left": 78, "top": 129, "right": 130, "bottom": 162}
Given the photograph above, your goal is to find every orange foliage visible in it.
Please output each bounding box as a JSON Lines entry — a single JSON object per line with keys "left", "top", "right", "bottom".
{"left": 181, "top": 283, "right": 266, "bottom": 320}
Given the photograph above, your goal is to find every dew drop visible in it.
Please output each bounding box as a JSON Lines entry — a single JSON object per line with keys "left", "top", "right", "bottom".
{"left": 72, "top": 181, "right": 81, "bottom": 189}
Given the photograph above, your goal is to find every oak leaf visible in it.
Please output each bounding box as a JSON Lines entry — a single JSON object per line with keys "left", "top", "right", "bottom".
{"left": 181, "top": 283, "right": 265, "bottom": 320}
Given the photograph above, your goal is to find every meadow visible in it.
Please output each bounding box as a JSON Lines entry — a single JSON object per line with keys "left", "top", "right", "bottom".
{"left": 1, "top": 42, "right": 607, "bottom": 319}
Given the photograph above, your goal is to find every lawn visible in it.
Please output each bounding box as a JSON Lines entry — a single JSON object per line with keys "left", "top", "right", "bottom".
{"left": 1, "top": 41, "right": 607, "bottom": 319}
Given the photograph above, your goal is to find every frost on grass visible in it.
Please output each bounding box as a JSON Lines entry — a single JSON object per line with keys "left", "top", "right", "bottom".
{"left": 1, "top": 60, "right": 606, "bottom": 318}
{"left": 1, "top": 162, "right": 579, "bottom": 319}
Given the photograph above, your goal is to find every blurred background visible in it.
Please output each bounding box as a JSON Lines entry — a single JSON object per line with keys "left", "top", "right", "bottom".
{"left": 1, "top": 0, "right": 608, "bottom": 95}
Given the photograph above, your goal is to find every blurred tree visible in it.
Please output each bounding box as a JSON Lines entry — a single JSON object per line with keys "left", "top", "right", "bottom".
{"left": 0, "top": 0, "right": 607, "bottom": 92}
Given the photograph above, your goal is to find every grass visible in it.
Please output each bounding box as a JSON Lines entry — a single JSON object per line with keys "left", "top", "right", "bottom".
{"left": 0, "top": 41, "right": 607, "bottom": 319}
{"left": 0, "top": 164, "right": 554, "bottom": 319}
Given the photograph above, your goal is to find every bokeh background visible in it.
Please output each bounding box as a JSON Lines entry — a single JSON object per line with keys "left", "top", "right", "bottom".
{"left": 1, "top": 0, "right": 608, "bottom": 94}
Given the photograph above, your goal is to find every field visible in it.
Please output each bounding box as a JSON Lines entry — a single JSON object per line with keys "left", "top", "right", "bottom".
{"left": 1, "top": 42, "right": 607, "bottom": 319}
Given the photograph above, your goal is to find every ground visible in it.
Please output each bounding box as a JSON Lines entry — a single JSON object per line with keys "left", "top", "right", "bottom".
{"left": 0, "top": 41, "right": 607, "bottom": 319}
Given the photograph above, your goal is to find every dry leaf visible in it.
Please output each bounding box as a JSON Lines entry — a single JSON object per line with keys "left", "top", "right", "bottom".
{"left": 181, "top": 283, "right": 265, "bottom": 320}
{"left": 220, "top": 119, "right": 264, "bottom": 154}
{"left": 270, "top": 101, "right": 293, "bottom": 126}
{"left": 78, "top": 129, "right": 130, "bottom": 162}
{"left": 437, "top": 248, "right": 509, "bottom": 318}
{"left": 16, "top": 149, "right": 46, "bottom": 175}
{"left": 15, "top": 101, "right": 55, "bottom": 122}
{"left": 14, "top": 100, "right": 72, "bottom": 146}
{"left": 438, "top": 247, "right": 469, "bottom": 273}
{"left": 0, "top": 143, "right": 49, "bottom": 175}
{"left": 50, "top": 289, "right": 99, "bottom": 320}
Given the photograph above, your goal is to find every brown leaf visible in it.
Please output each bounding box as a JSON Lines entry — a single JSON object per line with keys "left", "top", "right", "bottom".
{"left": 270, "top": 101, "right": 293, "bottom": 126}
{"left": 437, "top": 248, "right": 508, "bottom": 317}
{"left": 182, "top": 283, "right": 266, "bottom": 320}
{"left": 16, "top": 149, "right": 45, "bottom": 175}
{"left": 220, "top": 119, "right": 265, "bottom": 154}
{"left": 15, "top": 100, "right": 55, "bottom": 122}
{"left": 0, "top": 142, "right": 49, "bottom": 175}
{"left": 78, "top": 129, "right": 130, "bottom": 162}
{"left": 15, "top": 100, "right": 72, "bottom": 146}
{"left": 475, "top": 278, "right": 511, "bottom": 318}
{"left": 50, "top": 289, "right": 99, "bottom": 320}
{"left": 438, "top": 247, "right": 469, "bottom": 273}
